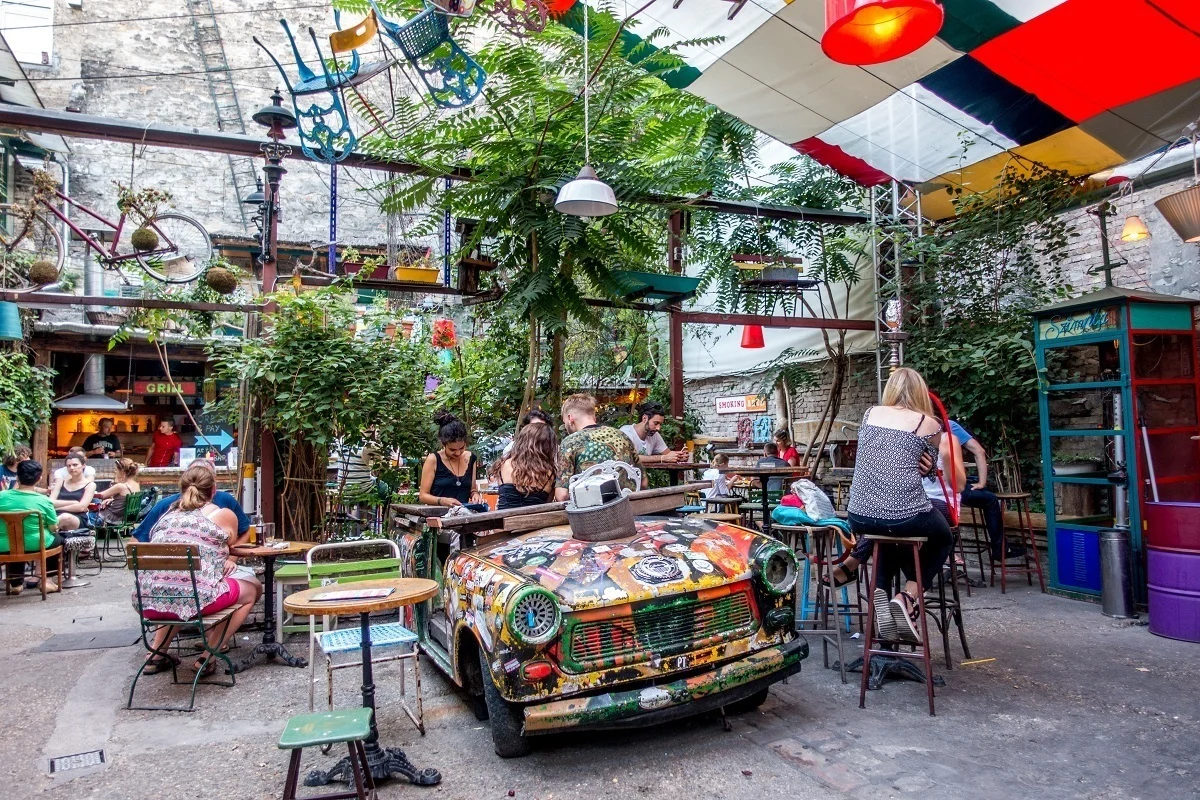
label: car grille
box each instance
[564,587,758,672]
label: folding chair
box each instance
[306,540,424,735]
[97,489,147,563]
[127,542,244,712]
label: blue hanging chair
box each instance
[369,2,487,109]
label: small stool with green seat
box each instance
[279,708,376,800]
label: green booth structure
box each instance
[1034,287,1200,599]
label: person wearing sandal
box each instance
[845,368,956,644]
[0,460,75,593]
[133,463,262,675]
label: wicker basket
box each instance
[566,494,636,542]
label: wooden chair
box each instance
[0,511,63,600]
[126,542,245,712]
[305,540,423,735]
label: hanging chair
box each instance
[369,1,487,109]
[328,9,398,137]
[489,0,549,37]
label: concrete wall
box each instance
[21,0,404,273]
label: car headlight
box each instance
[505,585,562,646]
[756,545,798,595]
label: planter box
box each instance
[390,265,441,284]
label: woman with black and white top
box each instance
[845,367,958,644]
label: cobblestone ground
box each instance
[2,560,1196,800]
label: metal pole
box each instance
[443,177,452,287]
[328,162,338,274]
[258,137,289,528]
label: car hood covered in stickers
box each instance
[464,517,774,610]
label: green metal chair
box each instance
[98,490,147,563]
[278,708,375,800]
[127,542,241,712]
[305,540,423,735]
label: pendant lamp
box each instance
[1119,216,1150,243]
[740,324,765,349]
[822,0,944,66]
[1155,185,1200,243]
[555,1,617,218]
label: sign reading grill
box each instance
[49,750,105,773]
[563,589,757,673]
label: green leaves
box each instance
[0,351,55,451]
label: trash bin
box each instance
[1099,527,1137,619]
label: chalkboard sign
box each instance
[191,408,235,455]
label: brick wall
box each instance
[25,0,399,274]
[1043,174,1200,298]
[686,354,877,442]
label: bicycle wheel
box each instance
[0,204,64,291]
[135,212,213,283]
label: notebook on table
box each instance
[310,587,395,602]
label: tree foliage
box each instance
[903,163,1083,496]
[0,350,55,453]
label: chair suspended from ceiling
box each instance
[368,1,487,109]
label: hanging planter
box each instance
[431,318,457,348]
[1154,184,1200,243]
[822,0,944,66]
[130,227,160,252]
[0,302,23,341]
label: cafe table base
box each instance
[231,543,311,673]
[835,653,946,691]
[304,612,441,788]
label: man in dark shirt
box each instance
[758,442,790,493]
[133,479,251,542]
[83,418,122,459]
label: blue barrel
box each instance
[1146,547,1200,643]
[0,301,22,341]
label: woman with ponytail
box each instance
[89,458,141,527]
[134,463,262,675]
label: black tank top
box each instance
[431,452,475,505]
[496,483,549,510]
[57,483,90,503]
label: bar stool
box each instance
[993,492,1046,593]
[773,524,847,683]
[957,506,991,594]
[278,708,375,800]
[859,534,936,716]
[924,527,972,669]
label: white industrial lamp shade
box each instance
[1155,184,1200,243]
[1119,215,1150,242]
[554,165,618,218]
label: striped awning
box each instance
[564,0,1200,218]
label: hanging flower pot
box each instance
[204,266,238,295]
[1154,184,1200,243]
[28,260,59,286]
[740,324,765,349]
[431,318,457,349]
[0,302,23,341]
[130,227,160,252]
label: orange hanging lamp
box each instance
[822,0,944,66]
[740,324,765,349]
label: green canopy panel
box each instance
[610,270,701,309]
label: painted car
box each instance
[399,513,807,757]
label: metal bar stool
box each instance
[859,534,936,716]
[957,506,991,594]
[774,524,847,683]
[993,492,1046,593]
[924,527,972,669]
[704,495,747,526]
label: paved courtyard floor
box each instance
[1,561,1196,800]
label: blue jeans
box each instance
[848,509,953,590]
[960,488,1005,559]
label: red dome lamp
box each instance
[740,324,765,349]
[822,0,944,66]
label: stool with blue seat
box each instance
[772,524,849,683]
[278,707,376,800]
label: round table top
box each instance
[230,540,315,559]
[283,577,439,616]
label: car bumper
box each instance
[521,637,809,735]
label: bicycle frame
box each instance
[36,189,146,266]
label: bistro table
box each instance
[720,465,809,537]
[650,461,706,486]
[285,577,442,788]
[230,540,315,672]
